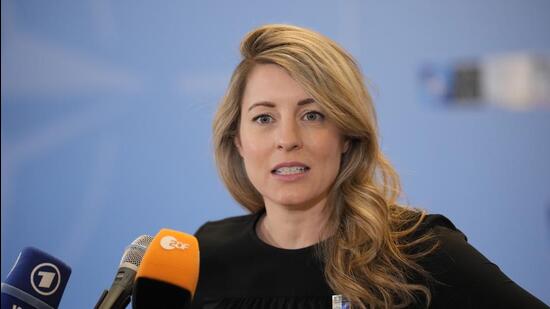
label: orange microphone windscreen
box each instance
[135,229,200,297]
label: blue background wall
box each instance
[2,1,549,307]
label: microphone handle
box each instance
[97,267,135,309]
[94,290,108,309]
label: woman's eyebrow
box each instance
[297,98,316,106]
[248,98,316,112]
[248,101,275,112]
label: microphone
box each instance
[1,247,71,309]
[95,235,153,309]
[131,229,199,309]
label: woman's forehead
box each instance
[242,64,315,109]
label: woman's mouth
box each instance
[272,166,310,175]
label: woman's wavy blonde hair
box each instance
[213,24,436,309]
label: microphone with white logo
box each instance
[1,247,71,309]
[95,235,153,309]
[132,229,199,309]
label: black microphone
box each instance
[95,235,153,309]
[1,247,71,309]
[132,229,199,309]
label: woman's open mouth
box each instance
[271,166,310,175]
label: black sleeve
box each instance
[424,220,548,309]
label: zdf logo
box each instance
[160,235,190,251]
[30,263,61,295]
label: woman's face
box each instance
[235,63,348,209]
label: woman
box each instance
[191,24,547,309]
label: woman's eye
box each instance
[303,111,324,121]
[253,114,273,124]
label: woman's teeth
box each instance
[274,167,308,175]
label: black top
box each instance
[191,212,548,309]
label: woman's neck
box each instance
[257,198,333,249]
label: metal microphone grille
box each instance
[119,235,153,268]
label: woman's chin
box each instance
[265,194,327,211]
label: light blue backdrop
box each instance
[2,1,549,307]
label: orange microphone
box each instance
[131,229,200,308]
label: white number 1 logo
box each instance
[37,271,56,288]
[30,263,61,295]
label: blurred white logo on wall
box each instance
[419,52,550,110]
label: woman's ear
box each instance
[234,135,243,157]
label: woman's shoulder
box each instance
[194,212,259,246]
[412,213,470,268]
[420,213,459,230]
[417,213,467,240]
[398,211,467,249]
[195,213,258,234]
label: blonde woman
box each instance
[191,24,547,309]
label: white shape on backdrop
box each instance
[482,52,550,110]
[418,51,550,110]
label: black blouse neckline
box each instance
[247,209,321,255]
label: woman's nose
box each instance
[276,120,302,151]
